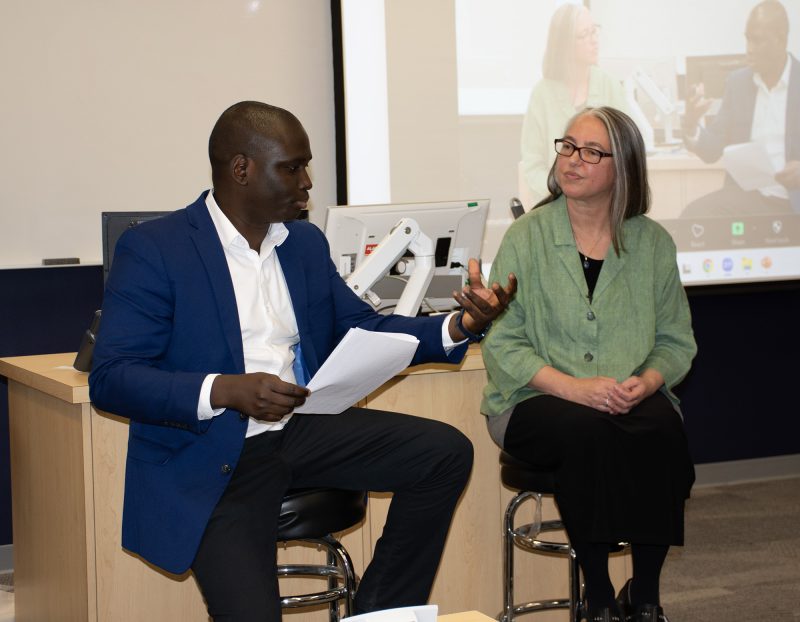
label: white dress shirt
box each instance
[751,55,790,199]
[199,191,300,435]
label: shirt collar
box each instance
[205,190,289,253]
[753,54,791,92]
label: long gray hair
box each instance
[541,4,585,84]
[536,106,650,255]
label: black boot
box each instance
[631,604,669,622]
[615,578,633,620]
[615,580,669,622]
[586,605,625,622]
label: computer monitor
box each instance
[324,199,490,314]
[684,54,747,99]
[74,211,171,371]
[101,211,171,282]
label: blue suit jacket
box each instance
[89,192,467,574]
[687,54,800,212]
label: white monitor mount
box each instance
[345,217,435,317]
[624,68,679,147]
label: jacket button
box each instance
[586,311,595,321]
[221,464,232,474]
[584,352,593,362]
[239,413,247,421]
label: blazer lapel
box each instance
[592,218,639,303]
[553,202,594,304]
[186,198,245,373]
[276,234,318,373]
[590,244,625,303]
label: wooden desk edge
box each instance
[401,344,485,376]
[0,347,485,406]
[0,353,89,404]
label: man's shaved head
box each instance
[208,101,300,184]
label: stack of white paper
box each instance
[342,604,438,622]
[294,328,420,415]
[720,142,777,191]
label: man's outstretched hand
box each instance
[449,258,517,341]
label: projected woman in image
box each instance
[520,4,629,206]
[484,107,696,622]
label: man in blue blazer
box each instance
[89,100,515,621]
[681,0,799,217]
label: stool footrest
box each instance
[277,564,344,579]
[509,518,571,556]
[512,534,571,555]
[514,599,571,615]
[280,588,349,609]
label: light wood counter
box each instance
[1,350,628,622]
[438,612,495,622]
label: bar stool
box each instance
[499,451,583,622]
[277,488,367,621]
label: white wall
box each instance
[0,0,336,268]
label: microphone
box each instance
[510,197,525,220]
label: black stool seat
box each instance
[276,488,367,621]
[277,488,367,541]
[500,451,557,494]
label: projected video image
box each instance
[340,0,800,286]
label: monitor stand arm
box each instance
[345,217,436,317]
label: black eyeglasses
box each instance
[554,139,613,164]
[575,24,601,40]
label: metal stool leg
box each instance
[278,534,358,622]
[500,490,583,621]
[327,546,340,622]
[568,545,582,622]
[323,534,358,620]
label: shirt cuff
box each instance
[198,373,226,420]
[442,311,467,354]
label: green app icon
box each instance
[731,222,744,236]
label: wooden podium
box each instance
[1,350,628,621]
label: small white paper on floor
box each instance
[342,604,437,622]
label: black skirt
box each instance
[503,391,695,546]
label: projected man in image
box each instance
[520,3,630,206]
[681,0,799,217]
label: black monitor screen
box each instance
[101,211,170,282]
[684,54,748,99]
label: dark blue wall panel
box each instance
[678,284,800,463]
[0,265,104,546]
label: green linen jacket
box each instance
[481,195,697,418]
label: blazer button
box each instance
[221,464,232,474]
[239,413,247,421]
[584,352,593,362]
[586,311,596,321]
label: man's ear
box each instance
[231,154,249,186]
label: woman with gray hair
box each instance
[484,107,696,622]
[520,4,629,206]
